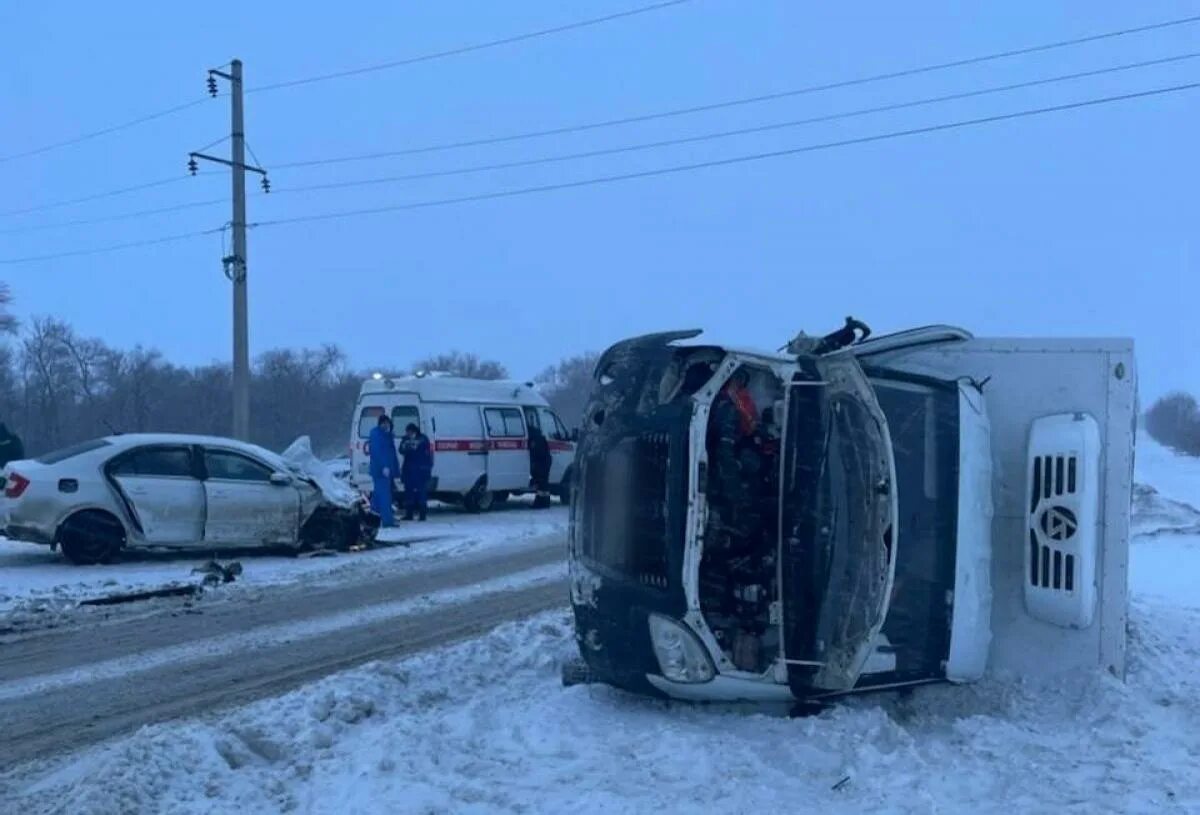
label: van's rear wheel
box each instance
[463,485,495,513]
[58,510,125,565]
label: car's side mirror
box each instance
[269,472,292,486]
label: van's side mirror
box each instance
[269,472,292,487]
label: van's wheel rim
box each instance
[476,490,495,511]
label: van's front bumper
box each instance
[646,673,793,703]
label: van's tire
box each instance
[556,468,574,505]
[463,486,495,513]
[493,491,510,505]
[58,510,126,565]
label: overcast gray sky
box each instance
[1,1,1196,397]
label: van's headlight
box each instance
[648,614,715,683]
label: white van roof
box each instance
[358,375,549,406]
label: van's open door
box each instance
[780,351,898,694]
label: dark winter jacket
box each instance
[0,424,25,469]
[528,427,552,484]
[368,425,400,480]
[400,433,433,485]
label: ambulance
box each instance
[349,374,577,511]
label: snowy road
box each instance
[0,534,566,767]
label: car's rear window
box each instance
[36,438,112,465]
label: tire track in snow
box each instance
[0,537,567,767]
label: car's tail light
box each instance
[5,472,30,499]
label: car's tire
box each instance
[57,510,126,565]
[463,485,495,513]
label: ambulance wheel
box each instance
[464,486,495,513]
[556,468,574,505]
[492,491,510,505]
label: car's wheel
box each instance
[58,510,126,565]
[463,485,495,513]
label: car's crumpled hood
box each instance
[279,436,360,509]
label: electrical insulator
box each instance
[207,75,219,97]
[187,156,198,176]
[261,176,271,194]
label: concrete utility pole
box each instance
[188,59,269,441]
[229,60,249,441]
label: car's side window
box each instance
[204,449,274,483]
[111,446,194,478]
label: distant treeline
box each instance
[0,289,599,458]
[1145,392,1200,457]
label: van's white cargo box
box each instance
[865,337,1136,680]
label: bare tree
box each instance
[412,350,508,380]
[0,283,20,336]
[20,318,83,450]
[535,351,599,429]
[1146,392,1200,456]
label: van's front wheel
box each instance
[463,485,495,513]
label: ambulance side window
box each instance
[432,403,485,438]
[538,408,565,440]
[357,406,385,437]
[485,407,525,437]
[523,407,540,432]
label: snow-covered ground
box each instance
[0,500,566,632]
[4,439,1199,814]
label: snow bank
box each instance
[9,590,1199,814]
[5,439,1199,813]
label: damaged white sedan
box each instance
[1,433,376,564]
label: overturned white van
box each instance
[565,322,1136,704]
[350,374,576,511]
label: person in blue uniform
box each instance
[368,414,400,527]
[400,422,433,521]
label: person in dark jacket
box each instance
[400,422,433,521]
[368,415,401,527]
[0,424,24,469]
[528,424,553,509]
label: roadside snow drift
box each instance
[3,439,1198,814]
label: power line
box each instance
[269,52,1200,196]
[4,80,1194,266]
[0,98,210,165]
[0,1,687,165]
[0,173,221,218]
[273,12,1200,170]
[0,198,225,235]
[0,228,219,265]
[8,54,1195,236]
[246,0,694,94]
[251,81,1200,229]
